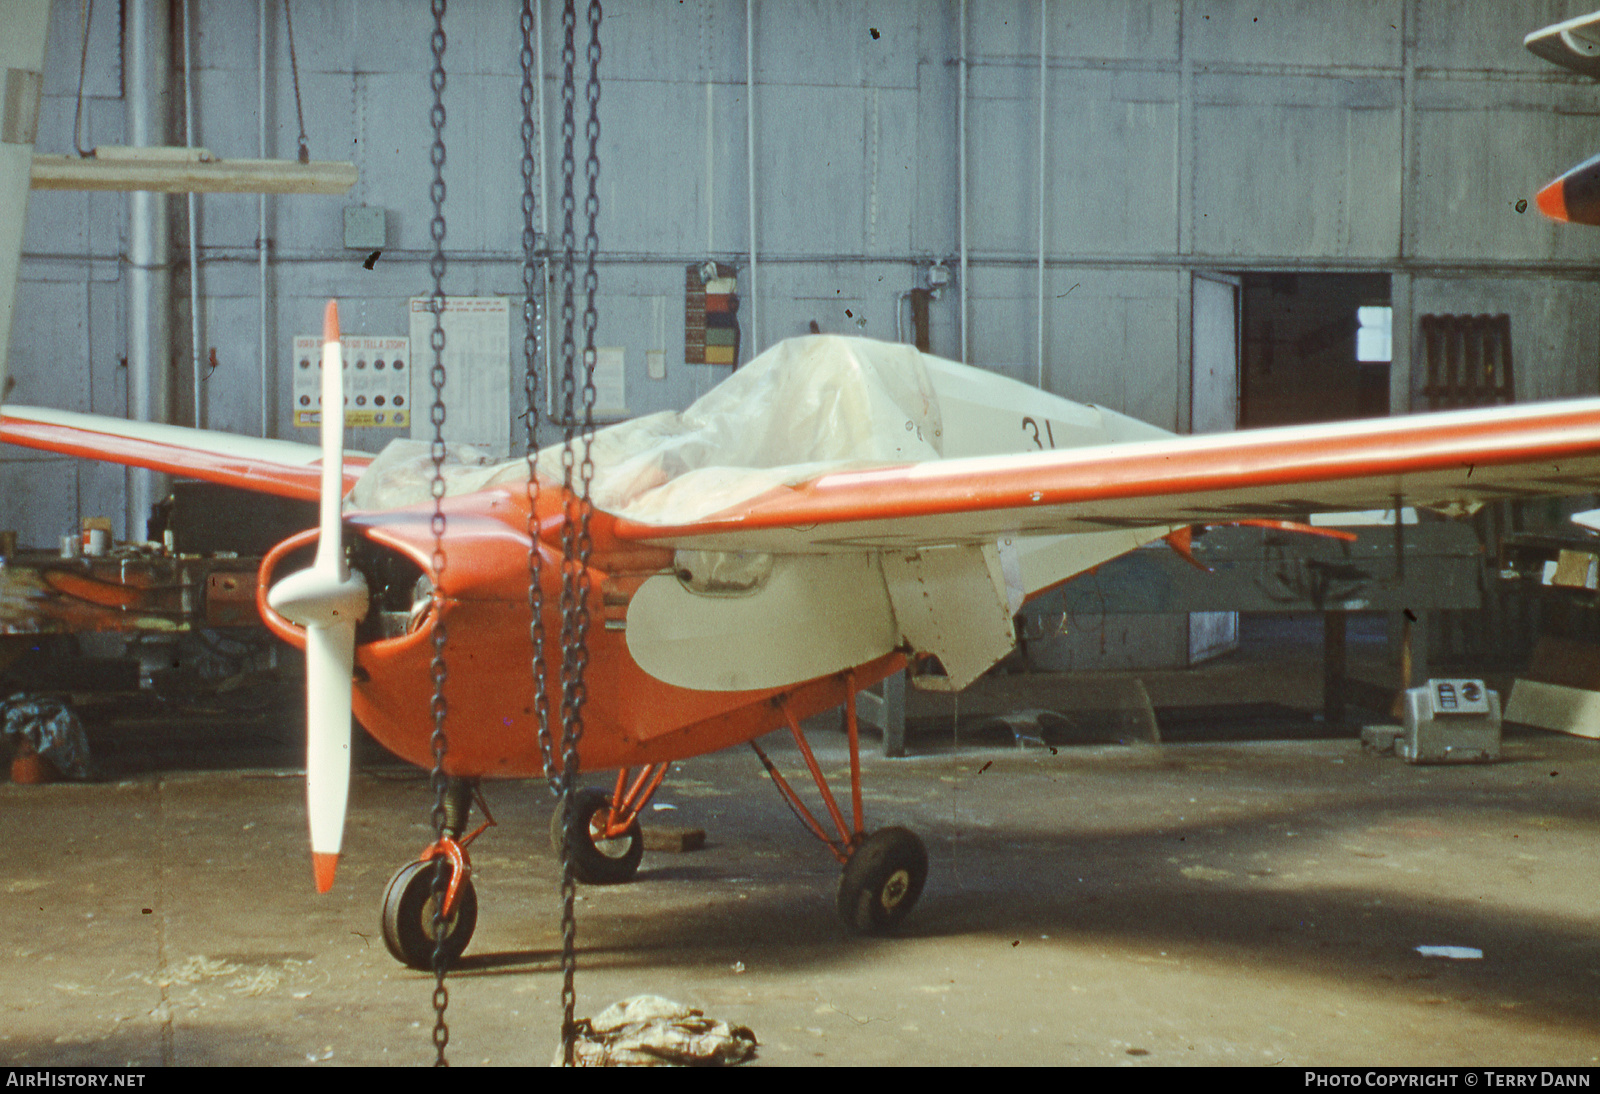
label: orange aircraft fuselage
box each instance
[257,481,905,779]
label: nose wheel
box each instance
[380,858,479,971]
[380,779,488,971]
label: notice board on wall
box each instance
[291,333,410,429]
[407,296,511,452]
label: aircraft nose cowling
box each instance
[267,566,370,629]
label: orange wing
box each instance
[1,406,369,501]
[610,397,1600,552]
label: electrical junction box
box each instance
[1398,679,1501,764]
[343,205,386,250]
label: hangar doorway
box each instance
[1239,273,1392,428]
[1236,272,1395,706]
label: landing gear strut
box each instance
[380,778,492,970]
[755,671,928,935]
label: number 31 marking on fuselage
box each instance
[1022,416,1056,450]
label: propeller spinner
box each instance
[266,301,369,891]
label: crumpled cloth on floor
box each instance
[555,995,758,1067]
[2,693,93,779]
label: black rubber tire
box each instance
[549,786,645,885]
[836,827,927,934]
[380,858,478,971]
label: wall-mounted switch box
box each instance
[343,205,386,250]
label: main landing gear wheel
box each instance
[837,827,927,935]
[551,786,644,885]
[380,859,479,971]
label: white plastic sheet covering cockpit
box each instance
[347,336,944,526]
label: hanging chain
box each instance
[283,0,311,163]
[424,0,451,1069]
[553,0,602,1068]
[520,6,553,787]
[555,0,579,1062]
[72,0,94,157]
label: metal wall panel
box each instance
[3,278,87,542]
[962,265,1178,423]
[1413,0,1577,73]
[754,83,915,260]
[0,456,74,544]
[600,79,729,257]
[6,0,1600,556]
[1189,0,1403,69]
[754,1,919,88]
[971,0,1179,63]
[1044,269,1182,426]
[1193,99,1401,258]
[968,67,1180,258]
[7,278,88,410]
[42,0,120,100]
[21,98,123,252]
[1411,105,1600,263]
[1047,91,1179,257]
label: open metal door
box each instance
[1189,273,1241,663]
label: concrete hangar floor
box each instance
[2,617,1598,1067]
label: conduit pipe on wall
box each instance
[1036,0,1047,389]
[702,0,715,257]
[958,0,968,364]
[125,0,172,536]
[746,0,759,355]
[258,0,269,437]
[183,0,203,429]
[536,0,553,422]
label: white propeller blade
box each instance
[266,300,367,892]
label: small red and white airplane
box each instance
[8,300,1600,968]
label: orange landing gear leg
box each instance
[548,763,667,885]
[752,672,928,934]
[380,779,493,971]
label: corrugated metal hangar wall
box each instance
[5,0,1600,550]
